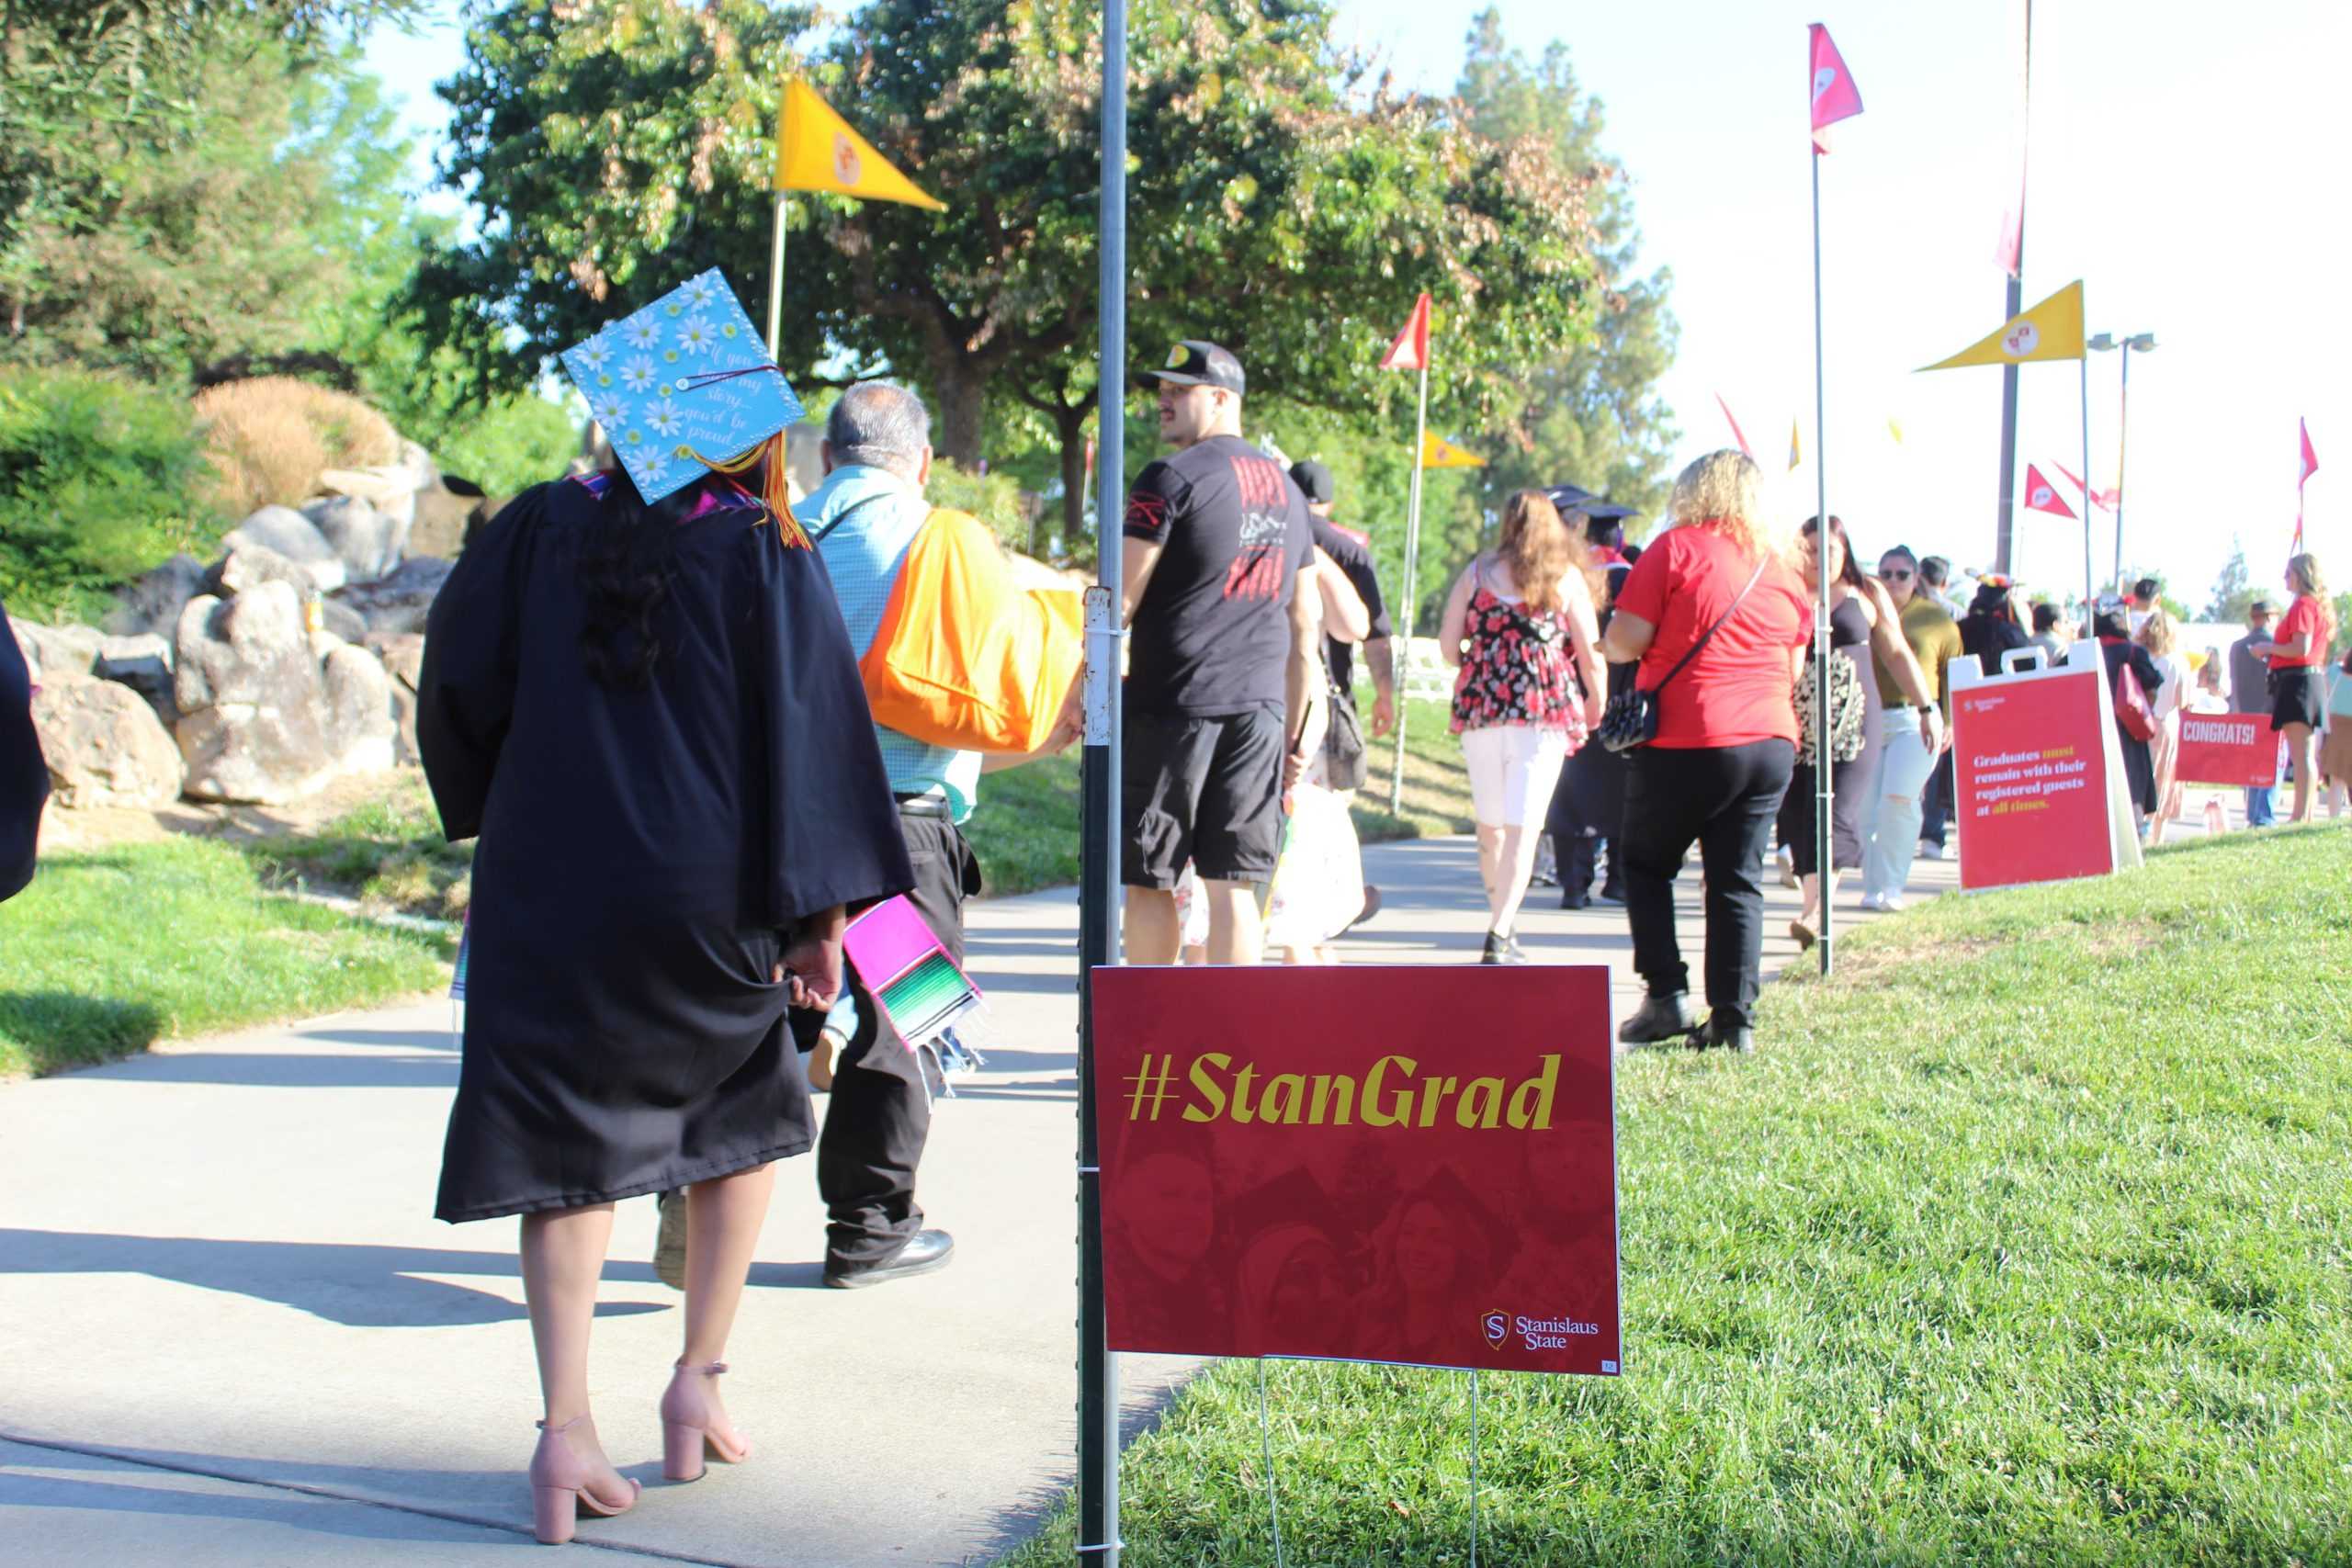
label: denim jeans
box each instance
[2245,784,2277,826]
[1863,708,1938,899]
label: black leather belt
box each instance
[894,793,951,820]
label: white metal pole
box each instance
[1387,363,1431,816]
[765,193,788,361]
[1810,147,1835,976]
[2080,350,2095,615]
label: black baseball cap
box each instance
[1288,459,1335,505]
[2248,598,2275,615]
[1140,340,1246,395]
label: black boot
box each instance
[1700,1013,1755,1055]
[1617,991,1697,1046]
[1558,833,1597,908]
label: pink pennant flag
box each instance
[1714,393,1754,458]
[1379,292,1431,373]
[1809,24,1865,152]
[2022,463,2075,519]
[2296,418,2318,552]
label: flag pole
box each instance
[1809,137,1834,976]
[1995,0,2032,578]
[765,193,788,360]
[1388,359,1431,816]
[1076,6,1127,1561]
[2078,347,2095,616]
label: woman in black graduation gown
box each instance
[419,464,911,1543]
[1,601,47,902]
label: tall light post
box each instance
[2087,331,2155,587]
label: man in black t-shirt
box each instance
[1289,459,1396,745]
[1121,340,1318,964]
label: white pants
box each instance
[1863,706,1938,897]
[1461,725,1569,828]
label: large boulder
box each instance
[322,641,396,774]
[222,505,345,593]
[30,671,185,808]
[173,584,337,804]
[330,554,452,637]
[106,553,209,639]
[13,621,103,682]
[204,541,325,603]
[302,493,410,583]
[91,632,177,728]
[368,632,424,765]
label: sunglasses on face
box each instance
[1883,569,1915,581]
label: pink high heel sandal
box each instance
[529,1414,640,1545]
[661,1359,751,1482]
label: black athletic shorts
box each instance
[1123,707,1285,889]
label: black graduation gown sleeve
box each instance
[0,602,47,902]
[752,524,914,927]
[416,485,548,843]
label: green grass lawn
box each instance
[0,837,453,1077]
[1004,822,2352,1566]
[246,771,475,919]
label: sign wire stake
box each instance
[1468,1369,1482,1568]
[1256,1359,1286,1568]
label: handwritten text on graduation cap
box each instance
[560,269,804,505]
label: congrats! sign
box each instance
[1091,966,1620,1376]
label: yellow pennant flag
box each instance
[1917,280,2085,371]
[1420,432,1486,470]
[772,78,945,210]
[1788,420,1802,470]
[1887,415,1905,445]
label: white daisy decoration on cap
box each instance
[622,315,662,351]
[589,394,628,431]
[679,275,718,311]
[574,334,614,372]
[676,315,717,357]
[645,398,683,438]
[619,356,657,393]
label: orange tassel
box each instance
[677,432,809,548]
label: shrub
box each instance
[928,457,1040,554]
[194,375,400,516]
[0,366,228,620]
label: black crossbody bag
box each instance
[1596,558,1770,753]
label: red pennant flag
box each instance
[1380,292,1431,372]
[2051,458,2117,513]
[1714,393,1754,459]
[2296,418,2318,552]
[1808,24,1864,152]
[2023,463,2075,519]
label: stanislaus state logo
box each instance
[1481,1309,1600,1351]
[1482,1310,1509,1348]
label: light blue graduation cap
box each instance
[560,270,804,506]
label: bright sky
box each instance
[366,1,2349,607]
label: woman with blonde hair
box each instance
[2250,552,2337,823]
[1439,490,1604,963]
[1601,450,1813,1054]
[2136,609,2192,843]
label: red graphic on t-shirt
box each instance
[1231,455,1288,508]
[1125,490,1171,537]
[1225,547,1285,601]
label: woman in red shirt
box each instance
[2250,552,2335,823]
[1600,451,1813,1054]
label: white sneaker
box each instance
[1858,892,1905,912]
[1917,840,1944,861]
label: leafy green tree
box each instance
[1446,7,1679,533]
[2205,542,2258,624]
[413,0,1606,545]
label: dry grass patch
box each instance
[195,376,400,515]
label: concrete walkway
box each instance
[0,834,1956,1566]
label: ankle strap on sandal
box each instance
[673,1359,728,1376]
[536,1414,590,1433]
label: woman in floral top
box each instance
[1438,490,1603,963]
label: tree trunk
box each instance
[1057,403,1092,564]
[927,352,986,468]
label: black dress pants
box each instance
[812,805,978,1268]
[1622,739,1794,1031]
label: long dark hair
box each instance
[1801,514,1868,591]
[575,470,710,688]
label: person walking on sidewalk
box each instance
[2248,552,2337,825]
[1859,545,1959,911]
[1,602,45,903]
[1605,450,1813,1054]
[2230,599,2279,826]
[417,425,913,1543]
[1119,341,1320,965]
[1778,516,1938,950]
[2137,609,2192,845]
[1437,489,1603,962]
